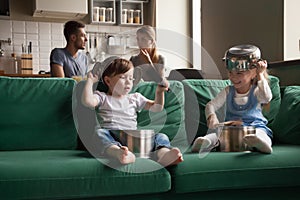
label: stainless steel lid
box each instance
[223,44,261,71]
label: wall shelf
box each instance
[89,0,116,25]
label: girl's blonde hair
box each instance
[137,25,160,64]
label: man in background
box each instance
[50,20,88,78]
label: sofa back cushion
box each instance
[0,77,77,150]
[272,86,300,144]
[132,81,188,149]
[182,79,231,142]
[182,76,281,142]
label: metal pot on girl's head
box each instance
[223,44,262,72]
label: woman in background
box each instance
[130,25,166,83]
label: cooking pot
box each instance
[119,130,155,158]
[218,125,256,152]
[224,44,261,71]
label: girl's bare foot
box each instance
[157,147,183,167]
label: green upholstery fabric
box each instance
[0,77,77,150]
[182,79,231,142]
[0,150,171,199]
[169,145,300,194]
[262,76,281,130]
[182,76,281,143]
[272,86,300,144]
[1,76,299,200]
[132,81,188,150]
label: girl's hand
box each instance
[141,49,152,64]
[87,71,99,83]
[207,114,220,129]
[255,59,268,80]
[223,120,243,126]
[256,60,267,74]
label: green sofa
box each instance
[0,75,299,200]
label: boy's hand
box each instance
[157,78,169,92]
[87,71,99,83]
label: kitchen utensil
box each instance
[223,44,262,71]
[218,125,255,152]
[119,130,155,158]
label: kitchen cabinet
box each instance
[117,0,144,26]
[89,0,149,26]
[89,0,116,24]
[33,0,88,19]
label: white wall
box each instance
[156,0,191,75]
[284,0,300,60]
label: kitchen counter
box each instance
[0,73,51,78]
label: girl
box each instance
[82,56,183,166]
[192,45,273,154]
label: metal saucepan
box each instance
[218,125,256,152]
[119,130,155,158]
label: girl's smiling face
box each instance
[104,68,134,97]
[228,69,256,94]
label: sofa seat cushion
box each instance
[0,150,171,199]
[169,145,300,193]
[0,77,77,150]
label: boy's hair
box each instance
[102,58,134,81]
[63,21,85,42]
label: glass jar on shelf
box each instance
[106,7,113,22]
[122,9,127,23]
[134,9,141,24]
[93,7,99,22]
[127,9,134,23]
[99,7,106,22]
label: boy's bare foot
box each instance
[106,145,136,164]
[157,147,183,167]
[243,134,273,154]
[191,137,211,152]
[117,146,136,164]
